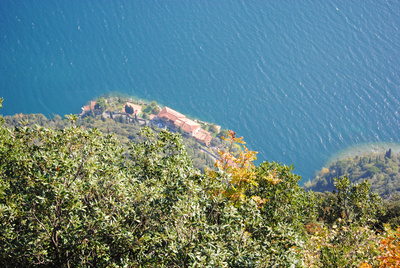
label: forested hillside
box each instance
[1,98,399,267]
[305,150,400,199]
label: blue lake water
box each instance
[1,0,400,183]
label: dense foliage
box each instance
[1,98,399,267]
[0,117,313,266]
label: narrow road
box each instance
[199,147,219,162]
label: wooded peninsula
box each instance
[305,149,400,200]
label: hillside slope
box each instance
[305,149,400,199]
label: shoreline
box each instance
[94,92,218,128]
[326,142,400,165]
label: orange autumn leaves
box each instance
[360,226,400,268]
[377,227,400,268]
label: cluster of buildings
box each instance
[154,107,214,146]
[80,100,97,114]
[81,101,216,146]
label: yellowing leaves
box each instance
[359,263,373,268]
[358,226,400,268]
[263,170,282,185]
[377,226,400,268]
[251,195,267,209]
[207,130,259,206]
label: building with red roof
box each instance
[157,107,186,122]
[157,106,201,136]
[194,128,213,146]
[80,100,97,116]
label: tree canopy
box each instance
[0,121,317,266]
[305,150,400,199]
[0,98,398,267]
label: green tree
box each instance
[217,129,230,139]
[0,124,265,266]
[385,148,392,159]
[320,177,384,226]
[94,97,107,113]
[152,106,160,114]
[125,104,134,114]
[306,177,385,267]
[378,194,400,228]
[364,166,380,178]
[0,125,142,266]
[210,124,219,134]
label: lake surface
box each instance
[1,0,400,183]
